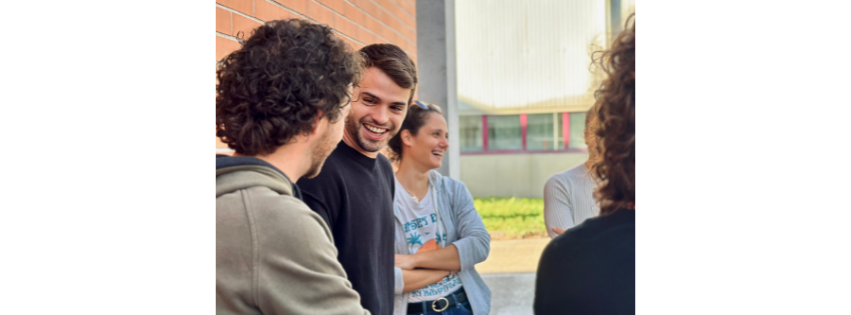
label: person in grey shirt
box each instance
[543,107,600,238]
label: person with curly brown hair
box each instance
[215,19,369,315]
[534,14,635,315]
[297,43,417,315]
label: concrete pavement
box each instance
[475,238,551,315]
[481,272,537,315]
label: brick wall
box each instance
[215,0,418,152]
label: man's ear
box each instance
[310,110,325,136]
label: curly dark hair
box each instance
[591,14,635,215]
[216,19,364,156]
[386,102,443,162]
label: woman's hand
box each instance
[395,254,419,270]
[551,227,566,235]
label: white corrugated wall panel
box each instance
[455,0,607,115]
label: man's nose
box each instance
[370,105,389,125]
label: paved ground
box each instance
[481,272,537,315]
[477,238,551,274]
[475,238,550,315]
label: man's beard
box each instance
[303,130,335,179]
[344,114,396,153]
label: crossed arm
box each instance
[395,181,491,294]
[395,245,460,293]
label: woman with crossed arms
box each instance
[388,101,491,315]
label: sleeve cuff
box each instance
[394,267,405,295]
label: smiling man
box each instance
[298,43,417,315]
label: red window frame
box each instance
[461,112,588,155]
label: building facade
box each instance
[213,0,636,199]
[454,0,634,198]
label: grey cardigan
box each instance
[392,170,491,315]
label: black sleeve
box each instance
[297,166,341,229]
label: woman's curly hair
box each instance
[591,14,635,215]
[216,19,364,156]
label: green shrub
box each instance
[474,197,547,240]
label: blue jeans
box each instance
[407,295,473,315]
[407,300,472,315]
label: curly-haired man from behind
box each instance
[535,14,635,315]
[216,19,369,315]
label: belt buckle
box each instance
[431,297,450,312]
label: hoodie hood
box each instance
[216,155,302,199]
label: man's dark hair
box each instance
[386,102,443,162]
[360,44,418,104]
[216,19,364,156]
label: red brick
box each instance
[396,33,408,48]
[388,17,402,32]
[233,14,263,40]
[255,0,291,22]
[216,36,242,61]
[398,11,415,28]
[352,0,377,17]
[307,1,334,26]
[384,4,410,28]
[374,9,391,28]
[378,25,394,42]
[216,7,232,35]
[374,0,391,10]
[394,0,414,17]
[364,15,382,33]
[334,15,358,39]
[273,0,307,16]
[342,2,366,25]
[359,29,376,45]
[352,40,365,50]
[217,0,252,16]
[400,27,415,42]
[316,0,344,14]
[407,41,417,55]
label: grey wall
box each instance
[460,152,589,198]
[416,0,459,179]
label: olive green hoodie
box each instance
[216,156,369,315]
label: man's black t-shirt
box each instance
[298,141,395,315]
[534,209,635,315]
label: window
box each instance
[458,112,589,154]
[487,115,522,150]
[526,114,556,150]
[459,115,483,152]
[568,112,587,149]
